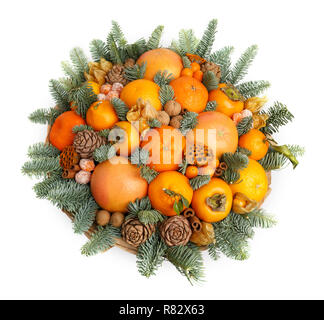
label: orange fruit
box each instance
[181,68,193,77]
[49,111,85,151]
[86,100,119,131]
[208,83,244,117]
[193,70,203,81]
[170,76,208,113]
[238,129,269,160]
[185,165,199,179]
[91,156,148,213]
[191,62,200,72]
[148,171,193,216]
[230,159,268,202]
[88,81,100,95]
[141,125,185,172]
[120,79,162,111]
[136,48,183,81]
[113,121,140,156]
[191,178,233,223]
[186,111,238,161]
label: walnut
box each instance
[157,111,170,125]
[110,212,125,227]
[96,210,111,226]
[169,115,183,129]
[164,100,181,116]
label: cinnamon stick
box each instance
[62,169,76,179]
[214,167,223,177]
[189,216,202,232]
[183,208,195,218]
[70,164,81,172]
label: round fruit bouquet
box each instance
[22,20,303,284]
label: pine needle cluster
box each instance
[221,151,249,184]
[179,112,198,135]
[140,165,159,183]
[159,85,175,106]
[93,144,116,163]
[154,70,174,87]
[124,63,147,81]
[189,175,211,190]
[204,100,217,112]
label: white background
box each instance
[1,0,323,300]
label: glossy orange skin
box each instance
[86,100,119,131]
[141,125,185,172]
[113,121,140,156]
[90,156,148,213]
[185,166,199,179]
[238,129,269,160]
[181,68,193,77]
[186,111,238,160]
[120,79,162,111]
[137,48,183,81]
[170,76,208,113]
[191,178,233,223]
[49,111,85,151]
[148,171,193,216]
[88,81,100,95]
[190,62,200,72]
[230,159,268,202]
[193,70,203,81]
[208,83,244,117]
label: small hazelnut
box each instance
[164,100,181,116]
[96,210,111,226]
[110,212,125,227]
[156,111,170,126]
[169,115,183,129]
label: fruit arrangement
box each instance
[22,20,304,284]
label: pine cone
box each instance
[121,218,155,247]
[59,146,80,169]
[201,62,221,81]
[73,130,107,159]
[124,58,135,69]
[159,215,192,247]
[106,65,128,86]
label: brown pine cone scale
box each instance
[106,64,128,86]
[73,130,107,159]
[201,62,222,81]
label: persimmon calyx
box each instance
[206,193,227,212]
[221,85,244,102]
[271,144,299,169]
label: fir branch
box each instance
[258,150,287,170]
[154,70,174,87]
[166,246,204,285]
[147,118,162,128]
[221,168,240,184]
[61,61,82,84]
[236,80,271,99]
[159,85,175,106]
[93,144,116,163]
[22,157,61,178]
[98,129,110,139]
[124,63,147,81]
[207,243,220,261]
[179,111,198,135]
[147,25,164,50]
[196,19,218,58]
[228,45,258,85]
[138,210,165,225]
[209,46,234,83]
[125,38,147,60]
[136,233,167,278]
[237,146,252,157]
[130,147,150,167]
[287,144,305,157]
[237,116,253,136]
[261,102,294,135]
[49,79,70,111]
[222,152,249,170]
[204,100,217,112]
[111,98,128,121]
[111,21,127,47]
[107,32,125,65]
[178,159,188,175]
[245,208,277,229]
[202,71,219,91]
[89,39,109,62]
[128,196,151,214]
[189,175,211,190]
[72,124,93,133]
[27,143,60,159]
[70,47,89,79]
[171,29,199,56]
[228,212,254,239]
[28,108,62,125]
[140,165,159,184]
[271,144,299,169]
[182,56,191,68]
[33,174,62,199]
[81,225,121,257]
[73,198,98,234]
[70,83,97,119]
[46,180,92,213]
